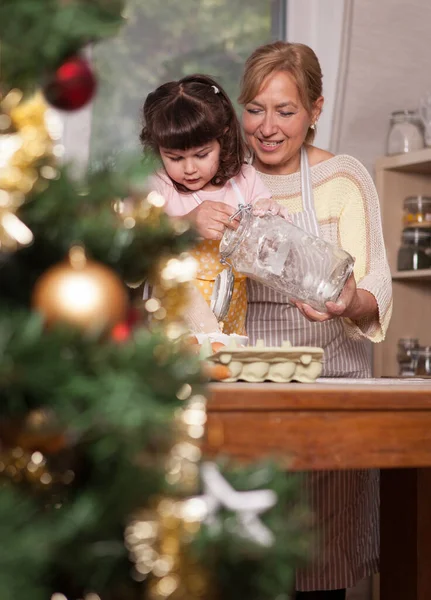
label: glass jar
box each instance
[414,346,431,377]
[403,196,431,227]
[386,110,424,155]
[396,337,419,376]
[397,227,431,271]
[219,207,354,312]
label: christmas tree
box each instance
[0,2,309,599]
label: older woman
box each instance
[186,41,392,600]
[237,42,392,600]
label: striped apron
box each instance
[246,147,379,591]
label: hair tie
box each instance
[211,85,220,94]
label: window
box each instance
[90,0,287,160]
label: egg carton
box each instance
[205,339,323,383]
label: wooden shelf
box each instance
[392,269,431,280]
[373,151,431,377]
[376,147,431,174]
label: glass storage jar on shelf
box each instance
[217,206,354,313]
[386,110,424,155]
[397,337,419,376]
[403,196,431,228]
[414,346,431,377]
[397,227,431,271]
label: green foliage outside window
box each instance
[90,0,273,159]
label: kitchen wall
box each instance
[329,0,431,173]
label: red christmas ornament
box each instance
[43,55,97,111]
[110,308,143,343]
[111,322,132,343]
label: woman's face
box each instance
[242,71,322,174]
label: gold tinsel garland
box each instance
[113,189,198,334]
[125,390,212,600]
[0,89,60,250]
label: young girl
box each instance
[140,73,286,335]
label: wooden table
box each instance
[205,378,431,600]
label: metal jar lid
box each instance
[211,204,252,322]
[210,266,235,321]
[404,196,431,211]
[401,227,431,245]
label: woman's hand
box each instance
[187,201,239,240]
[253,198,291,221]
[294,274,377,323]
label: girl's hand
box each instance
[294,274,364,323]
[187,201,239,240]
[253,198,292,221]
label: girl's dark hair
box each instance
[140,74,245,192]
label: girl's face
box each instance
[159,140,221,191]
[242,71,323,175]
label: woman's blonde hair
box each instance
[238,41,323,143]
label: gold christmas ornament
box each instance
[32,246,128,333]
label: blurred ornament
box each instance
[43,55,97,111]
[110,306,143,342]
[0,90,59,250]
[32,246,128,333]
[110,321,131,343]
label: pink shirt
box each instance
[148,164,271,217]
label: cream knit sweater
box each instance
[258,154,393,343]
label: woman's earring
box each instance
[310,122,316,130]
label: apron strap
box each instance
[299,146,320,238]
[229,178,245,205]
[300,145,314,212]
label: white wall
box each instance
[59,103,93,176]
[332,0,431,173]
[286,0,346,151]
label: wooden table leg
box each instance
[380,468,431,600]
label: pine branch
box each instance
[0,0,126,92]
